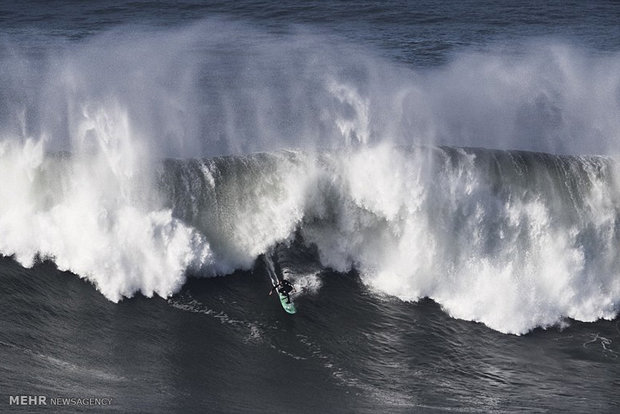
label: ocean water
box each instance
[1,1,619,412]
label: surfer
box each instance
[269,279,295,303]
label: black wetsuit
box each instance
[275,280,294,303]
[279,280,293,294]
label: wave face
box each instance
[1,20,620,334]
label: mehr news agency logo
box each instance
[9,395,113,407]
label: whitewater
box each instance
[1,20,620,335]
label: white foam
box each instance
[300,146,620,334]
[0,109,212,302]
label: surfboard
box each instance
[278,291,297,314]
[265,253,297,314]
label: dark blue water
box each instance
[2,256,619,413]
[1,1,619,413]
[3,1,620,63]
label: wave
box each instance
[2,144,620,334]
[1,20,620,334]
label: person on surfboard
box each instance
[269,279,295,303]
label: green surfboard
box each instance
[278,292,296,314]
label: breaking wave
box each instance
[1,19,620,334]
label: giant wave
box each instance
[2,144,620,334]
[1,20,620,334]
